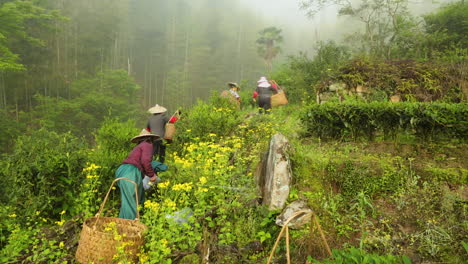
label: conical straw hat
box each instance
[131,129,160,143]
[148,104,167,114]
[227,82,240,89]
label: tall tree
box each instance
[0,0,59,109]
[256,26,283,72]
[300,0,418,59]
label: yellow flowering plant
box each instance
[76,162,103,219]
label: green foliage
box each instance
[0,210,71,263]
[0,110,23,154]
[424,2,468,53]
[174,94,243,145]
[271,41,350,104]
[322,154,409,200]
[256,26,283,70]
[0,0,59,72]
[334,58,462,102]
[0,128,87,219]
[0,221,37,262]
[302,101,468,141]
[141,135,261,262]
[30,70,141,139]
[78,118,137,216]
[310,247,411,264]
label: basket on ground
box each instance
[271,90,288,107]
[75,178,147,264]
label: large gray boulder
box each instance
[257,133,292,210]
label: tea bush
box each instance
[174,94,243,147]
[302,101,468,141]
[76,118,138,218]
[310,247,412,263]
[0,129,88,220]
[0,110,24,154]
[324,156,407,199]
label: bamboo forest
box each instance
[0,0,467,263]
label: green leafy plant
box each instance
[0,128,87,219]
[310,247,411,263]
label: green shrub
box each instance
[0,129,87,220]
[0,110,24,154]
[324,157,407,199]
[77,118,138,217]
[174,94,243,146]
[310,247,411,263]
[30,70,141,139]
[271,41,350,104]
[302,102,468,141]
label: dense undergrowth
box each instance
[1,96,466,263]
[0,1,467,263]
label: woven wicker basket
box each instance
[271,90,288,107]
[75,178,148,264]
[164,123,176,140]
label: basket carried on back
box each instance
[164,110,180,141]
[75,178,147,264]
[271,90,288,107]
[164,123,176,140]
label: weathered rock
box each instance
[390,94,401,102]
[261,133,292,210]
[355,85,368,93]
[328,82,346,92]
[276,200,312,229]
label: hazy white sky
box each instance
[239,0,452,58]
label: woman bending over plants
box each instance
[115,129,160,219]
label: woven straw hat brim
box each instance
[148,105,167,114]
[131,129,160,143]
[131,134,159,143]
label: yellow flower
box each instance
[139,253,149,263]
[198,187,208,193]
[59,241,64,248]
[164,199,177,210]
[8,213,17,218]
[60,210,66,215]
[55,220,65,226]
[144,200,160,212]
[172,182,193,191]
[199,177,207,185]
[159,181,170,188]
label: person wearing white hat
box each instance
[146,104,178,163]
[253,76,278,114]
[116,129,160,219]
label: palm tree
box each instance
[256,27,283,72]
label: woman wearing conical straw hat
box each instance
[115,129,159,219]
[146,104,178,163]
